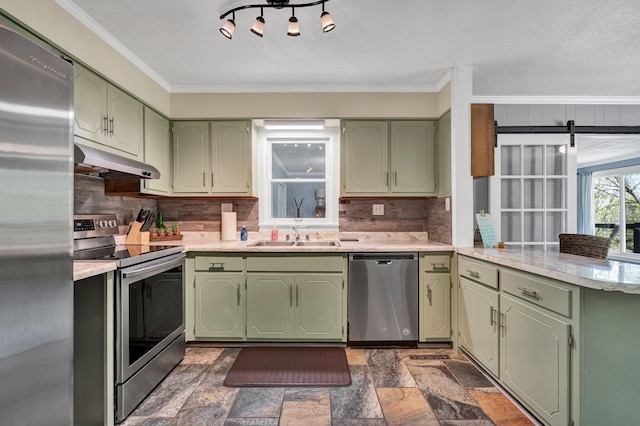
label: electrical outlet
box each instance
[373,204,384,216]
[445,197,450,211]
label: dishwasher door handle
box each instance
[375,260,393,265]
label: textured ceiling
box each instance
[59,0,640,96]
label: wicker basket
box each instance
[559,233,610,259]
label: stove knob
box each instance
[108,220,117,228]
[98,220,107,228]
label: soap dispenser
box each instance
[271,225,279,241]
[240,225,248,241]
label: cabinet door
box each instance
[194,273,245,339]
[500,295,570,426]
[210,121,251,194]
[143,107,171,194]
[437,111,452,197]
[342,121,389,194]
[246,274,294,339]
[390,121,436,193]
[422,273,451,340]
[172,122,210,193]
[458,277,499,376]
[107,84,143,157]
[73,64,108,144]
[294,274,344,340]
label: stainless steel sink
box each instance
[248,240,296,247]
[295,240,341,247]
[247,240,341,247]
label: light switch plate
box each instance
[373,204,384,216]
[445,197,451,211]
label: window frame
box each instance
[592,164,640,262]
[257,127,340,231]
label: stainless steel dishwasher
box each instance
[348,253,419,343]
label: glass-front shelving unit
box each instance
[491,134,576,249]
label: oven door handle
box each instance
[122,253,186,279]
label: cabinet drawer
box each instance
[424,254,450,272]
[501,269,572,317]
[458,256,498,289]
[247,255,344,272]
[195,255,244,272]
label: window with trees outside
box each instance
[593,166,640,258]
[258,127,340,231]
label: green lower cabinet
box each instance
[422,272,451,340]
[195,272,245,339]
[246,273,345,341]
[294,274,344,340]
[457,276,499,377]
[246,274,295,339]
[500,295,570,426]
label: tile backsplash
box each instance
[74,175,451,243]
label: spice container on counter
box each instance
[240,225,248,241]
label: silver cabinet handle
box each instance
[289,285,293,306]
[490,306,496,326]
[296,285,299,307]
[466,269,480,279]
[386,172,389,186]
[394,171,397,185]
[237,286,240,305]
[427,288,432,305]
[431,262,448,270]
[103,116,109,135]
[499,312,505,332]
[209,262,225,270]
[202,172,205,186]
[109,117,114,135]
[516,286,539,299]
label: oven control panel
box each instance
[74,214,119,238]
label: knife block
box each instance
[125,221,150,245]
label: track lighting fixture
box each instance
[219,0,335,39]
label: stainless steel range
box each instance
[73,214,186,422]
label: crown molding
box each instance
[471,95,640,105]
[170,83,443,94]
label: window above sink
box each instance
[256,122,340,232]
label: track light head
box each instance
[287,9,300,37]
[251,13,265,37]
[219,13,236,39]
[320,11,335,32]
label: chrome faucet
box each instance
[292,226,300,242]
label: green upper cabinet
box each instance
[73,64,143,158]
[342,120,436,196]
[390,121,436,193]
[142,107,171,194]
[342,121,389,193]
[172,121,252,195]
[172,121,209,193]
[210,121,251,194]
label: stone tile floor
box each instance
[122,346,538,425]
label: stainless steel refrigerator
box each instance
[0,24,74,424]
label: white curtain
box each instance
[577,171,593,234]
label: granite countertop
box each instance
[151,231,453,253]
[457,246,640,294]
[73,260,117,281]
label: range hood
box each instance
[74,143,160,179]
